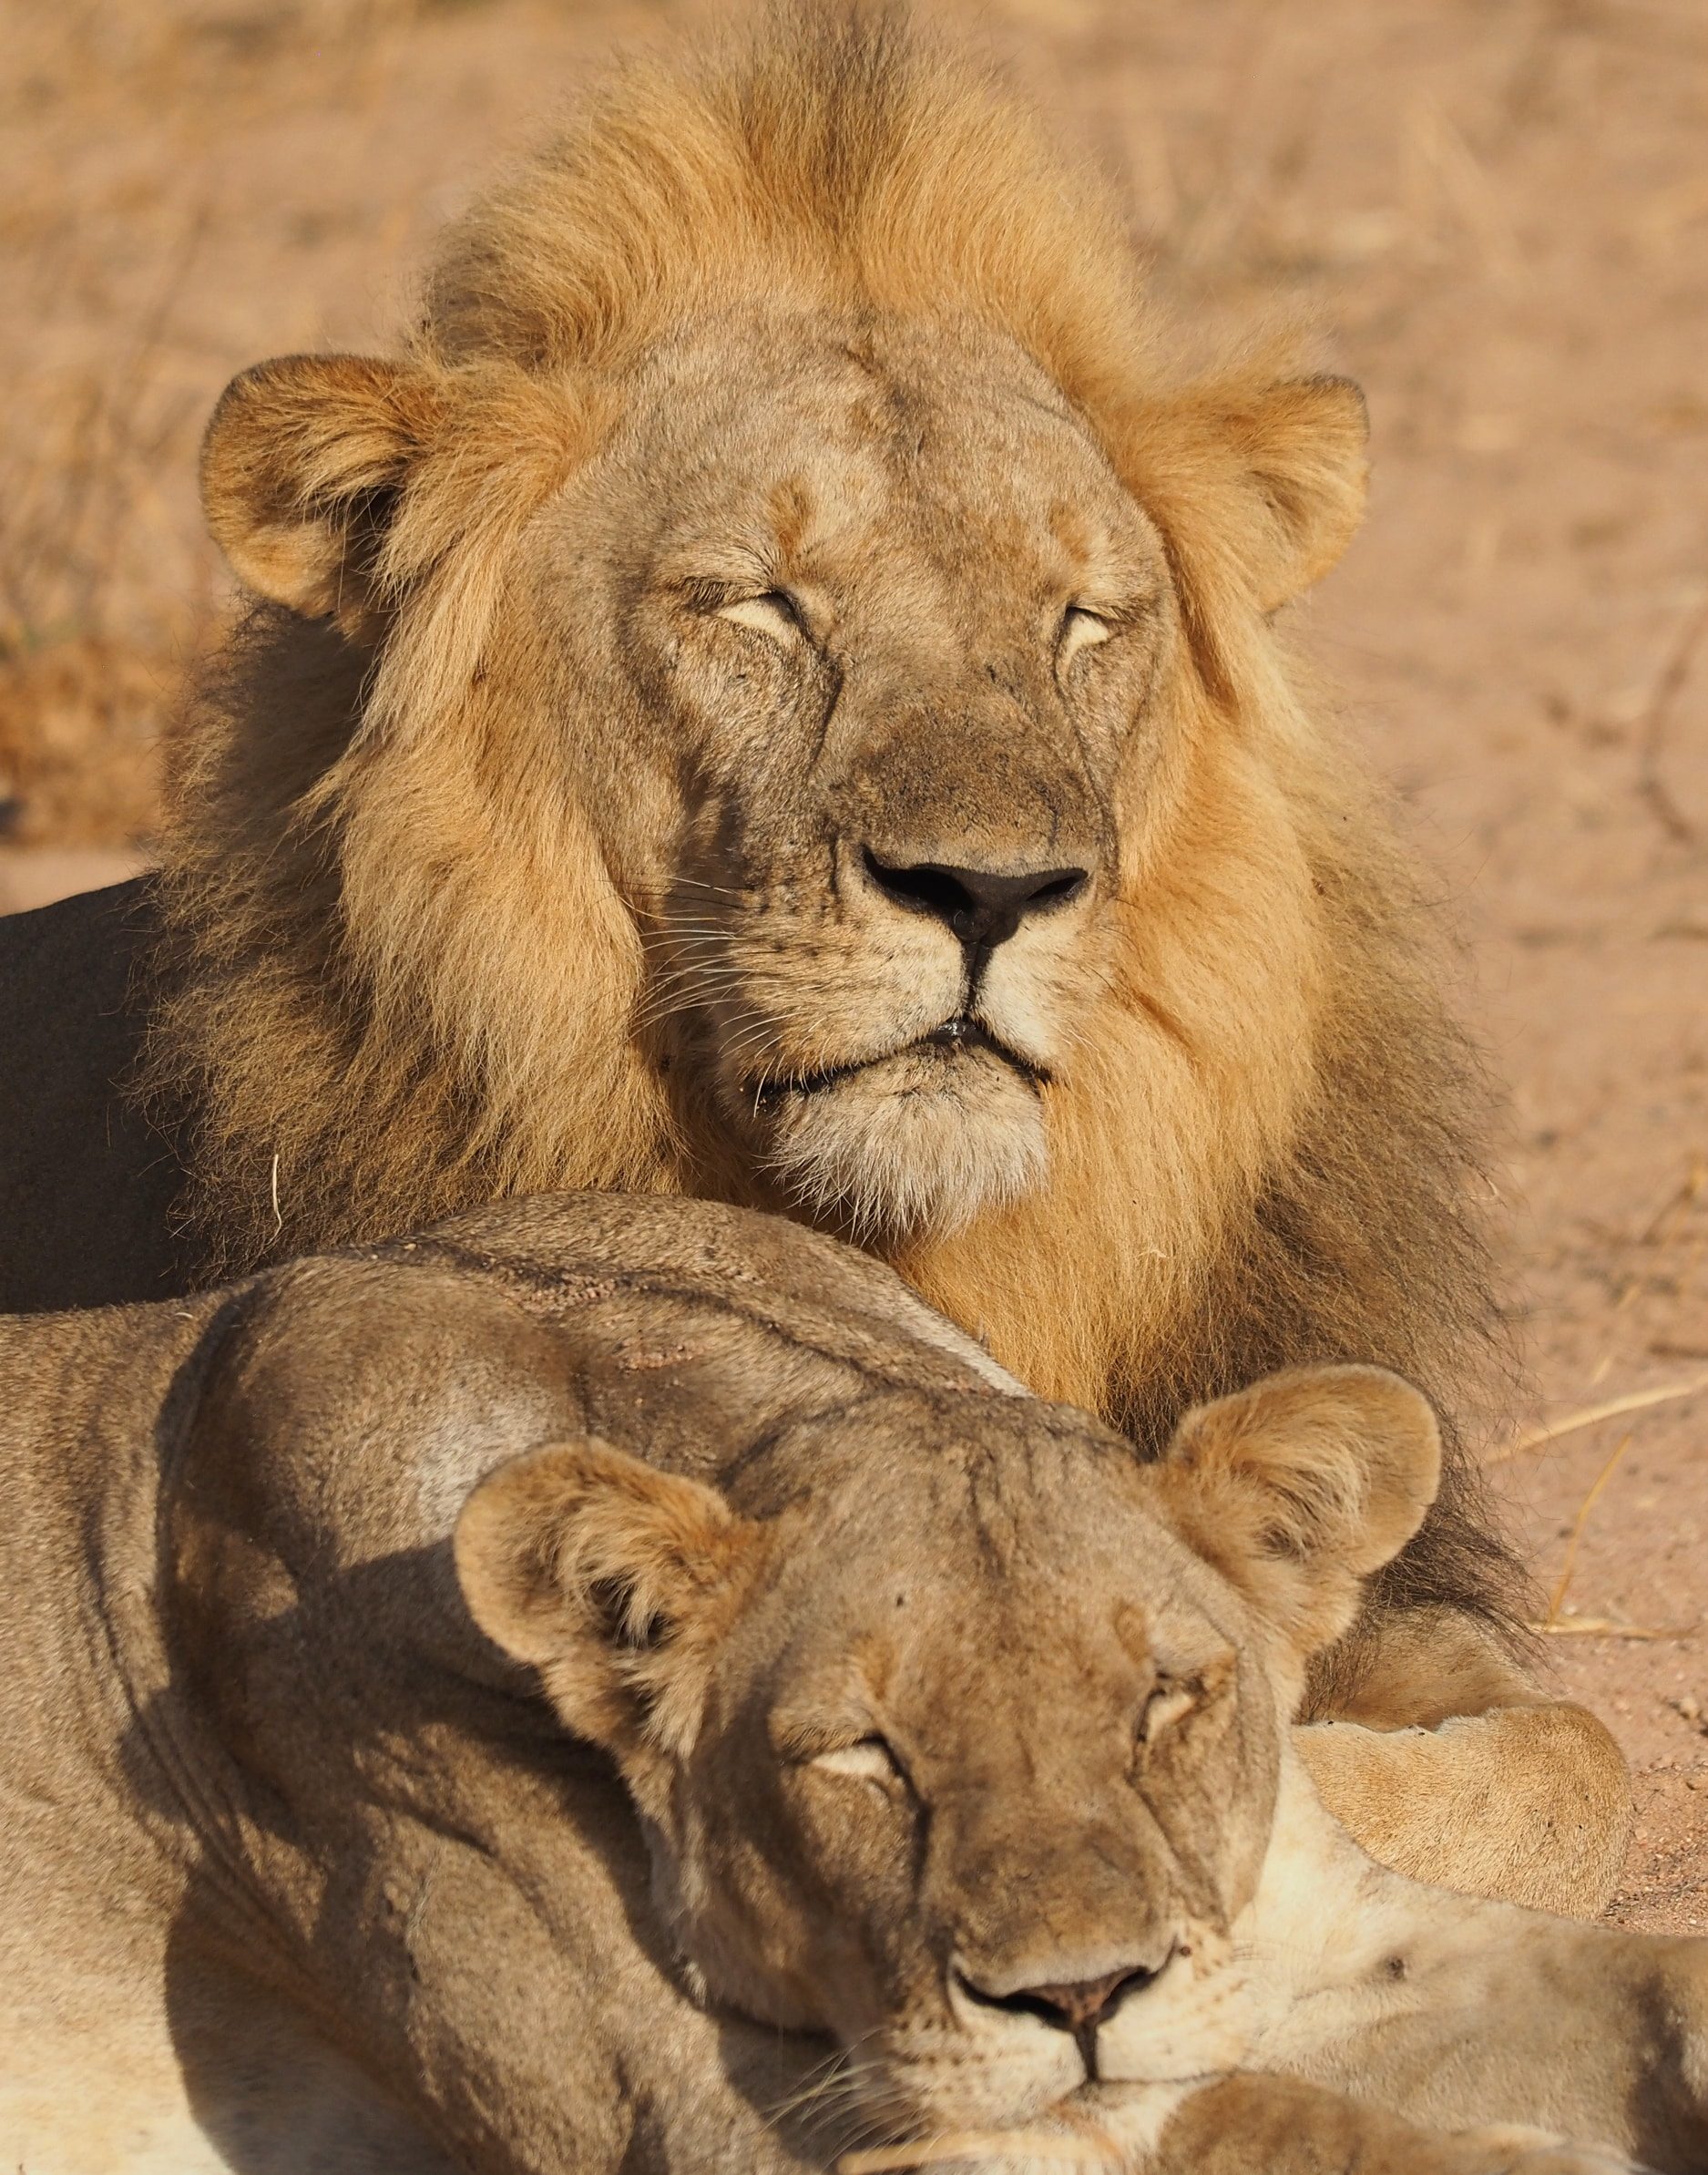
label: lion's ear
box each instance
[1128,372,1369,620]
[455,1440,767,1783]
[200,354,445,631]
[1151,1364,1439,1661]
[1218,374,1368,611]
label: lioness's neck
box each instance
[1245,1750,1708,2166]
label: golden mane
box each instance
[146,2,1519,1655]
[418,5,1150,392]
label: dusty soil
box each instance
[2,0,1704,1927]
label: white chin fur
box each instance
[762,1061,1048,1242]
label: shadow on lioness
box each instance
[0,6,1628,1913]
[1,1195,1698,2175]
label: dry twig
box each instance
[1634,585,1708,846]
[1545,1431,1633,1622]
[1488,1373,1708,1464]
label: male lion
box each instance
[2,1194,1701,2175]
[0,9,1625,1903]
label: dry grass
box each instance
[1491,1373,1708,1464]
[0,0,566,846]
[0,167,212,844]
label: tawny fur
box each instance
[1,1198,1697,2175]
[143,8,1514,1679]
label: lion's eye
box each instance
[1059,603,1114,669]
[1137,1679,1198,1746]
[812,1736,905,1788]
[717,590,804,643]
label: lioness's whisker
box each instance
[762,2035,900,2143]
[777,2076,874,2139]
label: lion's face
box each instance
[457,1364,1440,2139]
[524,313,1178,1239]
[199,288,1366,1318]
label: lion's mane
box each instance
[144,5,1522,1654]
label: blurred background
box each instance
[1,0,1704,1917]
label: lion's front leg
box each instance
[1294,1605,1631,1915]
[1292,1702,1630,1914]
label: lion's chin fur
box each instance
[754,1051,1050,1244]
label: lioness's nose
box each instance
[862,851,1089,952]
[956,1955,1163,2037]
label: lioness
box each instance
[0,6,1625,1907]
[2,1195,1699,2175]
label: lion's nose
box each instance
[956,1954,1165,2041]
[861,851,1089,952]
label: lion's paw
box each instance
[1441,2124,1650,2175]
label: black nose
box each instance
[863,852,1089,952]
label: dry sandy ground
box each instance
[2,0,1704,1930]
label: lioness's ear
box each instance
[1151,1364,1439,1660]
[455,1440,766,1775]
[200,353,445,629]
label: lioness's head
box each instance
[180,7,1378,1343]
[456,1363,1438,2136]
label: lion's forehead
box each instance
[619,310,1144,568]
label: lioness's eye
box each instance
[1059,603,1114,669]
[716,590,804,642]
[1137,1680,1198,1745]
[812,1736,905,1788]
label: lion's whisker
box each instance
[632,980,752,1030]
[631,971,757,1031]
[664,876,752,899]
